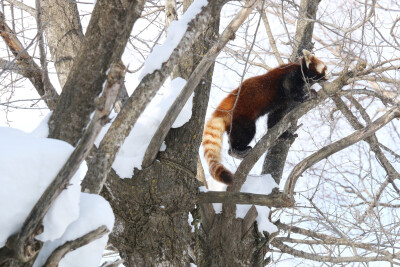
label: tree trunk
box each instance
[41,0,84,88]
[103,1,223,266]
[48,0,145,146]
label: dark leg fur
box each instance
[268,105,297,139]
[228,117,256,159]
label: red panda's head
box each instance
[302,49,331,82]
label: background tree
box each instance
[0,0,399,266]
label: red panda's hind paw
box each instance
[228,146,252,159]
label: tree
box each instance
[0,0,399,266]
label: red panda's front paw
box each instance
[228,146,252,159]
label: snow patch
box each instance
[236,175,279,234]
[0,127,84,246]
[138,0,208,79]
[106,77,190,178]
[33,193,115,267]
[30,112,51,138]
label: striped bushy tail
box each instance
[202,116,233,185]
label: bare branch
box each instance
[259,4,284,65]
[271,238,396,264]
[4,0,35,17]
[284,107,400,196]
[0,11,59,109]
[35,0,55,109]
[44,226,109,267]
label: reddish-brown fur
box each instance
[203,52,329,185]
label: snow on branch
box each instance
[43,225,109,267]
[197,191,294,207]
[82,0,228,194]
[8,63,124,262]
[142,0,262,168]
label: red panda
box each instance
[202,50,330,185]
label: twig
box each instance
[259,3,284,65]
[271,238,396,264]
[35,0,56,110]
[44,225,109,267]
[0,11,59,109]
[4,0,35,17]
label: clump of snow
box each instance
[30,112,51,138]
[138,0,208,80]
[0,127,84,247]
[33,193,115,267]
[236,175,279,234]
[99,77,191,178]
[201,164,279,233]
[172,90,194,128]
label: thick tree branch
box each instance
[290,0,321,61]
[197,191,294,207]
[9,63,123,262]
[41,0,84,87]
[44,225,109,267]
[142,0,261,168]
[48,0,146,145]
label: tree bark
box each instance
[48,0,145,146]
[41,0,84,88]
[102,1,223,265]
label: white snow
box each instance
[33,193,115,267]
[97,77,191,178]
[138,0,208,80]
[0,126,114,267]
[0,127,84,246]
[201,156,279,233]
[30,112,51,138]
[236,175,279,234]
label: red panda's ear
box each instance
[302,49,313,69]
